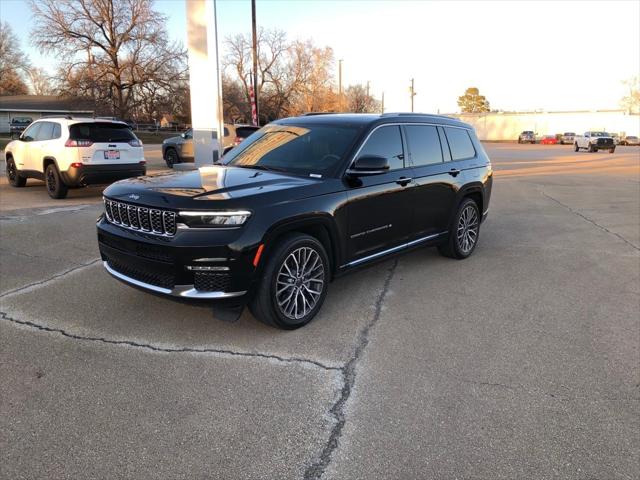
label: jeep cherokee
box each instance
[97,113,493,329]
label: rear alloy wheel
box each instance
[438,198,480,260]
[45,163,68,199]
[165,148,179,168]
[6,158,26,187]
[249,233,329,329]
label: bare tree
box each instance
[28,67,56,95]
[223,29,337,122]
[345,84,379,113]
[621,76,639,114]
[30,0,187,119]
[0,22,30,95]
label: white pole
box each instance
[185,0,224,167]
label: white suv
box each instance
[4,117,146,199]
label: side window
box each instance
[52,123,61,139]
[357,125,405,171]
[224,127,230,137]
[404,125,443,166]
[443,127,476,161]
[21,122,41,142]
[35,122,54,141]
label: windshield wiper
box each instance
[234,164,288,173]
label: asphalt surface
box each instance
[1,144,639,479]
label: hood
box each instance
[163,135,183,144]
[103,165,341,209]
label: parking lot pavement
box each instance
[1,144,639,478]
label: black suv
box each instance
[97,113,493,329]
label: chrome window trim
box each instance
[346,122,474,172]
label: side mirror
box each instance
[346,155,390,176]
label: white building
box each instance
[447,110,640,141]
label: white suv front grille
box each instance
[103,198,177,236]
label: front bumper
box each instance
[97,217,257,303]
[63,163,146,187]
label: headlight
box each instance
[178,210,251,228]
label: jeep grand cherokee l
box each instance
[97,113,493,329]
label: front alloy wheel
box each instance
[6,159,26,187]
[249,233,329,329]
[276,247,325,321]
[165,148,179,168]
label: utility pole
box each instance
[381,91,385,114]
[251,0,259,124]
[409,78,416,113]
[366,80,370,98]
[338,59,343,111]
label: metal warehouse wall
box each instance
[448,111,640,141]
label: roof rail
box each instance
[381,112,450,117]
[301,112,336,116]
[40,114,73,120]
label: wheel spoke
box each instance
[275,246,325,321]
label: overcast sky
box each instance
[1,0,639,113]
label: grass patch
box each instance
[134,131,179,145]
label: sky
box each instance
[1,0,639,113]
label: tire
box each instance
[438,198,481,260]
[589,144,596,153]
[6,157,26,187]
[531,141,535,144]
[164,148,179,168]
[609,147,615,154]
[249,233,330,329]
[45,163,68,199]
[574,143,579,152]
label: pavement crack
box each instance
[303,259,399,480]
[0,311,340,372]
[0,258,101,299]
[542,191,639,251]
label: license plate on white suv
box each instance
[104,150,120,160]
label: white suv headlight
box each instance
[178,210,251,228]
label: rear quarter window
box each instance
[443,127,476,161]
[69,123,135,142]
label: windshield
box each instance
[564,132,575,136]
[590,132,608,137]
[224,124,360,177]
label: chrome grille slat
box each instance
[102,198,176,237]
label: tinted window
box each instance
[225,124,360,177]
[69,122,135,142]
[437,126,452,162]
[444,127,475,161]
[404,125,443,166]
[21,122,41,141]
[35,122,54,141]
[358,126,405,171]
[235,127,260,138]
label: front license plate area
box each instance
[104,150,120,160]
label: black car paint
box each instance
[98,114,493,305]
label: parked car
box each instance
[540,135,558,145]
[162,124,261,167]
[621,135,639,146]
[9,117,32,139]
[97,113,493,329]
[560,132,576,144]
[574,131,615,153]
[4,117,146,199]
[518,130,536,144]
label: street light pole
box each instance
[338,59,343,112]
[251,0,259,125]
[409,78,416,113]
[381,91,384,114]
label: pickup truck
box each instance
[574,131,615,153]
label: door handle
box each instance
[396,176,412,186]
[448,168,461,177]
